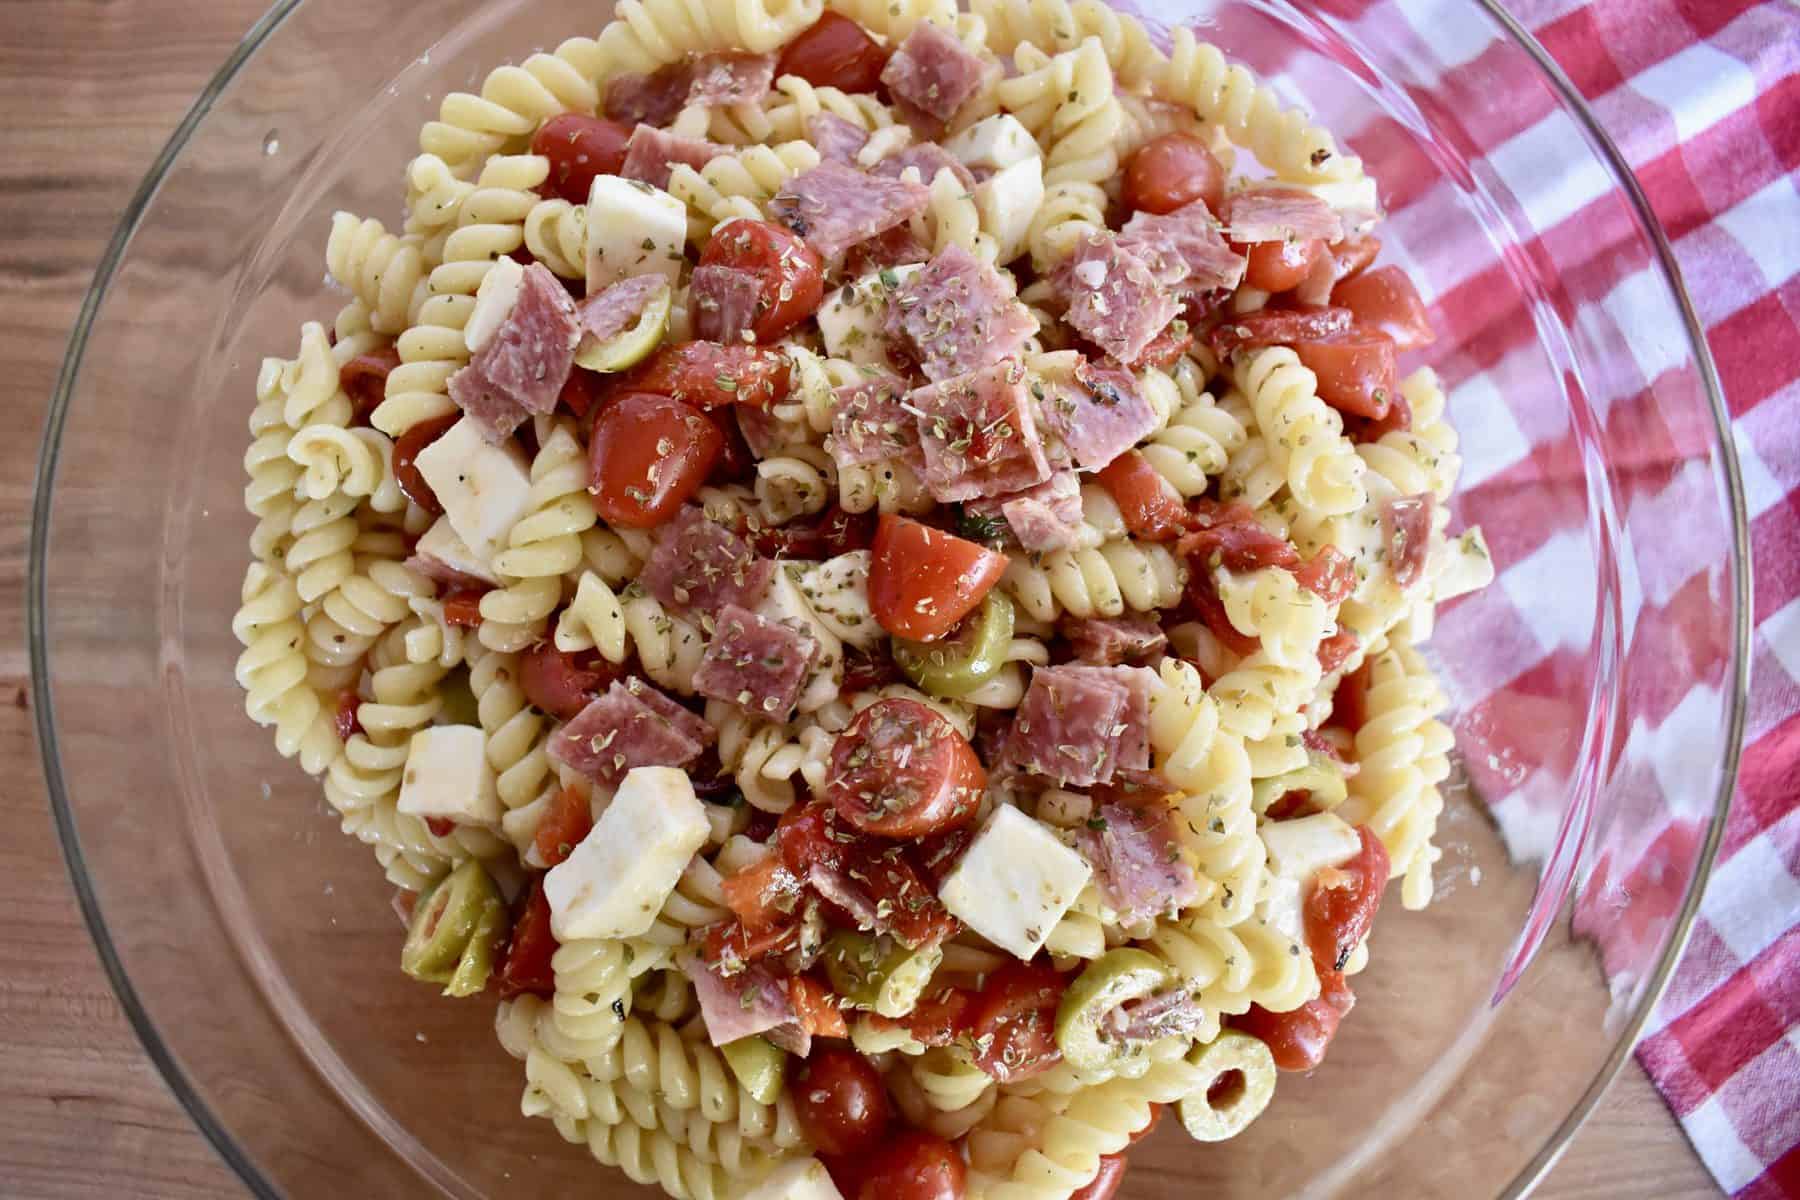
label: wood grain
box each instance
[0,2,1721,1196]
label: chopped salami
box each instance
[969,469,1084,553]
[679,949,802,1047]
[693,602,821,720]
[1061,614,1168,665]
[843,223,933,277]
[547,679,712,786]
[1035,355,1163,471]
[1118,202,1246,297]
[639,505,777,618]
[879,22,990,123]
[770,162,931,261]
[690,264,764,343]
[808,112,871,163]
[620,124,726,189]
[620,675,716,746]
[1003,664,1130,787]
[577,273,669,345]
[910,360,1051,502]
[447,262,580,440]
[1055,232,1181,365]
[1383,493,1434,587]
[874,141,976,190]
[829,370,919,467]
[1074,801,1202,925]
[606,65,692,129]
[1223,186,1344,244]
[686,51,776,106]
[888,245,1036,381]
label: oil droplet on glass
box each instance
[262,131,280,156]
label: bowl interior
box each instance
[34,0,1744,1195]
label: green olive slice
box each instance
[893,591,1014,699]
[1250,754,1348,817]
[401,860,506,992]
[821,932,943,1018]
[721,1036,789,1105]
[574,279,672,373]
[1055,948,1179,1072]
[1178,1031,1278,1142]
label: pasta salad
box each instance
[232,0,1497,1197]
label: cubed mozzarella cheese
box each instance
[586,175,687,294]
[1261,812,1362,883]
[757,565,844,713]
[1255,873,1304,944]
[464,256,525,353]
[398,725,500,826]
[815,263,924,366]
[545,766,709,941]
[940,805,1091,960]
[413,417,535,565]
[975,156,1044,265]
[944,114,1041,172]
[1430,526,1493,602]
[1279,176,1382,228]
[414,516,501,586]
[741,1158,845,1200]
[797,551,883,651]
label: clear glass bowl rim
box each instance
[28,0,1752,1195]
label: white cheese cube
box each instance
[741,1158,845,1200]
[940,805,1091,960]
[1255,873,1304,944]
[815,263,924,366]
[758,565,845,713]
[545,766,709,941]
[464,256,524,353]
[975,156,1045,266]
[398,725,500,826]
[412,417,535,565]
[944,114,1041,172]
[586,175,688,294]
[1261,812,1362,883]
[414,516,500,586]
[798,551,883,651]
[1430,526,1494,602]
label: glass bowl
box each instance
[31,0,1748,1195]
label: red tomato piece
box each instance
[441,589,486,628]
[701,916,801,969]
[868,514,1008,642]
[720,856,806,933]
[700,218,827,343]
[558,366,603,421]
[1303,826,1390,975]
[425,817,457,838]
[777,802,960,949]
[1332,266,1434,351]
[705,406,757,486]
[1205,306,1354,359]
[496,879,559,1000]
[776,12,890,93]
[1346,391,1413,443]
[626,340,793,409]
[1069,1155,1128,1200]
[793,1046,893,1156]
[1179,502,1302,574]
[339,346,399,426]
[517,641,617,721]
[1316,629,1359,675]
[531,112,633,205]
[1122,320,1196,371]
[1095,451,1195,542]
[825,698,986,838]
[858,1132,967,1200]
[910,822,976,890]
[1330,234,1381,284]
[750,504,878,559]
[790,973,850,1039]
[899,987,977,1047]
[1181,565,1260,657]
[1295,545,1355,606]
[1124,133,1227,217]
[1232,970,1355,1072]
[1236,237,1328,293]
[333,689,363,742]
[392,413,461,515]
[1292,330,1398,420]
[589,391,722,528]
[533,785,594,867]
[965,962,1068,1083]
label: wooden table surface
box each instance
[0,1,1723,1196]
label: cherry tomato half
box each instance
[1231,970,1355,1072]
[1095,450,1194,542]
[531,112,633,205]
[858,1133,966,1200]
[517,641,617,721]
[1332,265,1434,352]
[626,340,793,409]
[495,879,559,1000]
[1291,329,1398,420]
[776,12,890,94]
[700,218,826,343]
[339,345,399,426]
[790,973,850,1039]
[1303,826,1390,976]
[1237,237,1328,294]
[392,413,461,515]
[868,514,1008,642]
[793,1046,893,1156]
[1205,306,1353,359]
[1123,133,1226,217]
[533,785,594,867]
[588,392,722,528]
[826,698,985,838]
[966,962,1068,1083]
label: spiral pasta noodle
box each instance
[480,425,598,651]
[1000,540,1186,622]
[1234,346,1366,518]
[1138,360,1246,497]
[326,213,426,334]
